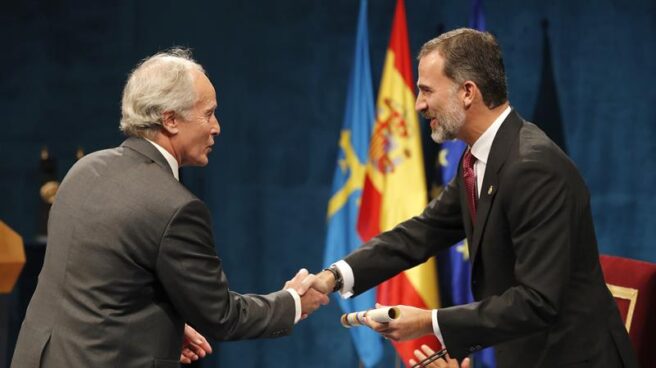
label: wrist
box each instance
[422,309,434,335]
[321,266,341,293]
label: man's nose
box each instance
[212,115,221,136]
[415,97,426,112]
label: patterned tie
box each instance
[463,148,478,223]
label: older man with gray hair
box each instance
[11,48,327,368]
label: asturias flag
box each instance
[323,0,382,366]
[357,0,442,365]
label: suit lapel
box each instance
[468,110,524,263]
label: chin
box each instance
[184,156,209,167]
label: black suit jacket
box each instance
[345,111,637,367]
[12,138,295,368]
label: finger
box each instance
[180,351,197,362]
[190,344,207,358]
[420,344,435,356]
[195,333,212,354]
[413,348,428,361]
[183,348,199,359]
[180,355,191,364]
[295,268,309,281]
[297,273,315,295]
[299,273,317,294]
[386,333,400,342]
[186,325,212,354]
[408,358,418,367]
[362,315,384,330]
[461,357,471,368]
[443,353,459,368]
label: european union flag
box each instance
[322,0,381,366]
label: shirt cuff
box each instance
[432,309,446,348]
[286,288,302,324]
[333,260,354,298]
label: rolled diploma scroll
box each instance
[340,307,401,328]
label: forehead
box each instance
[192,70,217,106]
[417,51,448,85]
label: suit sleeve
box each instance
[155,199,295,340]
[345,177,466,295]
[438,158,576,358]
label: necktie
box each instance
[463,148,478,223]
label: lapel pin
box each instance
[488,185,494,195]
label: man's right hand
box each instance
[284,268,329,319]
[301,269,336,294]
[300,287,329,319]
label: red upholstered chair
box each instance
[600,255,656,368]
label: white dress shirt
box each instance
[144,139,302,323]
[335,106,513,346]
[145,139,180,181]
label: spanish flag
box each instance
[356,0,442,364]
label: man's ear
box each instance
[161,110,179,135]
[462,81,477,109]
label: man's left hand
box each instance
[180,324,212,364]
[364,303,434,341]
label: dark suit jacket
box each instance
[344,111,637,367]
[12,138,295,368]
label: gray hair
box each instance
[119,48,205,138]
[418,28,507,109]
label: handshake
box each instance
[179,267,333,364]
[282,268,336,320]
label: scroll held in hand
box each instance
[340,306,400,328]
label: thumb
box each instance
[296,271,313,295]
[294,268,309,282]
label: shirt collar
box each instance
[145,139,180,181]
[470,106,512,164]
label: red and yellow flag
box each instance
[356,0,441,365]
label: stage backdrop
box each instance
[1,0,654,367]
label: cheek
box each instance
[428,98,443,113]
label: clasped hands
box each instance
[283,268,330,319]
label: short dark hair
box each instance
[418,28,508,108]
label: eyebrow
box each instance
[417,82,431,90]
